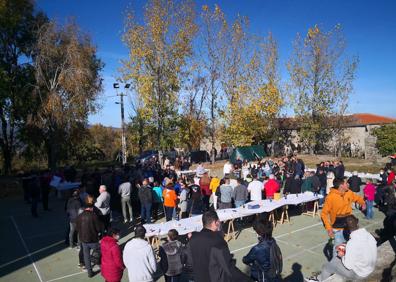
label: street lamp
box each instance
[113,82,130,165]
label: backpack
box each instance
[255,239,283,281]
[162,241,183,276]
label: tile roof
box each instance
[276,113,395,129]
[349,113,396,126]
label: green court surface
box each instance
[0,195,384,282]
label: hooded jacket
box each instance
[321,188,365,230]
[123,238,157,282]
[100,236,125,282]
[264,179,280,198]
[342,228,377,278]
[159,240,183,276]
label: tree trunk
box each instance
[46,128,59,172]
[2,146,12,175]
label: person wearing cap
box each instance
[100,228,125,282]
[123,226,157,282]
[95,185,111,229]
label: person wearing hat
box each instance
[123,226,157,282]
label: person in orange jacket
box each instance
[321,177,366,258]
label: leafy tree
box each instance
[32,20,103,170]
[220,19,283,146]
[373,122,396,156]
[0,0,47,174]
[287,24,358,154]
[200,4,227,162]
[122,0,197,151]
[89,124,120,160]
[177,75,207,151]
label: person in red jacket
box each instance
[387,169,395,185]
[100,228,125,282]
[264,174,280,199]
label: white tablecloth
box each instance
[50,176,80,190]
[144,192,322,237]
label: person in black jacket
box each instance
[187,179,203,216]
[189,211,249,282]
[66,190,82,248]
[284,174,302,194]
[76,195,104,278]
[348,172,362,193]
[138,179,153,224]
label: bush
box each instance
[373,122,396,156]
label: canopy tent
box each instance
[230,145,267,163]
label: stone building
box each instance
[277,113,395,159]
[199,113,395,160]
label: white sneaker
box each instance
[305,276,319,282]
[124,219,128,223]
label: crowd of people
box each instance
[18,154,396,281]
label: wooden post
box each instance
[302,200,319,217]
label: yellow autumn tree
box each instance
[287,24,358,154]
[122,0,197,150]
[221,27,283,146]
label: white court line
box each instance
[231,221,322,253]
[0,240,64,269]
[231,217,382,254]
[46,271,86,282]
[24,230,64,240]
[11,216,44,282]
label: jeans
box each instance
[152,202,160,220]
[69,222,79,247]
[82,242,100,276]
[320,257,362,281]
[121,197,133,221]
[333,229,346,258]
[165,206,174,221]
[141,203,152,223]
[235,200,245,208]
[319,187,326,206]
[366,200,374,219]
[165,274,181,282]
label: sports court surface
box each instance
[0,194,384,282]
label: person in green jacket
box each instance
[301,171,314,193]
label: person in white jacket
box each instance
[123,226,157,282]
[306,215,377,281]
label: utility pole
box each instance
[113,83,130,165]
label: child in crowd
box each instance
[159,229,184,282]
[363,179,376,219]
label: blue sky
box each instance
[37,0,396,127]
